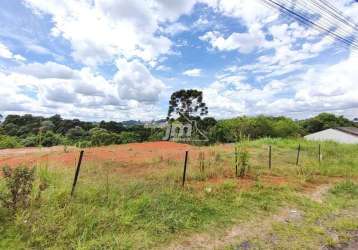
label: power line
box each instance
[260,0,358,51]
[318,0,358,32]
[263,0,358,47]
[301,0,358,35]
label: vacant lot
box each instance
[1,139,358,249]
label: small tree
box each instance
[167,89,208,121]
[0,166,35,213]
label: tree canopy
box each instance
[167,89,208,121]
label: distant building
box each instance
[304,127,358,144]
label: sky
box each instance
[0,0,358,122]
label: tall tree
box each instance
[167,89,208,121]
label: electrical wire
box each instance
[260,0,358,51]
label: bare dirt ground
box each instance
[0,142,193,168]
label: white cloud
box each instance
[204,53,358,118]
[0,58,167,120]
[0,43,14,59]
[23,0,198,66]
[115,59,165,103]
[206,0,277,27]
[183,68,202,77]
[156,65,171,71]
[0,42,26,61]
[25,44,52,55]
[200,28,266,53]
[16,62,77,79]
[162,23,189,36]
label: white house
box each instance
[304,127,358,144]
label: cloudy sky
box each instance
[0,0,358,121]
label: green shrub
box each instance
[235,141,250,177]
[118,131,140,144]
[76,140,92,148]
[0,166,35,213]
[20,134,38,147]
[0,135,22,149]
[66,126,86,141]
[40,131,64,147]
[89,127,116,146]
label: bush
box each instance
[76,140,92,148]
[40,131,64,147]
[235,142,250,177]
[210,116,301,143]
[0,135,22,149]
[66,126,86,141]
[0,166,35,213]
[272,118,300,137]
[118,131,140,144]
[89,128,116,146]
[21,134,38,147]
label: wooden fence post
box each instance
[71,150,84,196]
[182,151,189,187]
[318,144,321,164]
[269,145,272,169]
[235,146,238,177]
[296,144,301,166]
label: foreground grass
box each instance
[0,138,358,249]
[0,167,293,249]
[225,181,358,250]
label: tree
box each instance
[66,126,86,141]
[89,128,116,146]
[40,121,55,132]
[272,118,300,137]
[197,117,217,131]
[40,131,63,147]
[167,89,208,121]
[118,131,140,144]
[99,120,124,133]
[300,113,355,134]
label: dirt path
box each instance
[162,183,333,250]
[305,183,333,203]
[162,207,303,250]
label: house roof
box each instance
[335,127,358,137]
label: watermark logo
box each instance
[162,114,208,142]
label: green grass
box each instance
[1,138,358,249]
[225,180,358,250]
[0,168,294,249]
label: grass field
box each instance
[0,138,358,249]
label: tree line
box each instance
[0,112,356,149]
[0,114,164,149]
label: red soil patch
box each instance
[0,141,193,171]
[261,175,289,186]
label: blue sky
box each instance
[0,0,357,121]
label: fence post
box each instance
[296,144,301,166]
[269,145,272,169]
[182,151,189,187]
[71,150,84,196]
[167,123,172,141]
[199,152,205,174]
[235,146,238,177]
[318,144,321,164]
